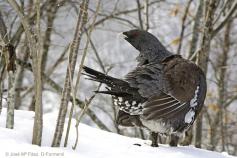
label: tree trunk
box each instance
[181,0,204,145]
[218,21,231,151]
[41,0,59,72]
[0,10,16,129]
[0,80,2,115]
[5,45,16,129]
[14,43,29,109]
[195,0,217,148]
[210,21,231,151]
[32,0,43,146]
[51,0,89,147]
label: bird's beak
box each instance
[118,32,128,40]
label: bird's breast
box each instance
[140,118,172,134]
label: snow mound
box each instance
[0,108,236,158]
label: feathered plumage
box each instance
[83,29,207,147]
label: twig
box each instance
[144,0,149,31]
[85,30,105,73]
[189,49,200,61]
[10,1,49,46]
[64,0,101,147]
[16,57,111,131]
[212,1,237,38]
[90,0,162,30]
[177,0,193,55]
[136,0,144,30]
[46,44,69,76]
[188,0,204,59]
[64,44,77,147]
[42,0,59,72]
[51,0,89,147]
[224,95,237,108]
[111,17,139,28]
[7,0,36,52]
[72,91,98,149]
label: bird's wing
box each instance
[125,56,201,120]
[142,92,190,120]
[125,62,164,98]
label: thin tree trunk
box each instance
[16,58,111,132]
[219,17,232,153]
[0,80,2,115]
[188,0,204,59]
[181,0,204,146]
[64,0,100,147]
[32,0,43,146]
[176,0,193,55]
[144,0,149,31]
[0,10,16,129]
[195,0,217,148]
[41,0,59,72]
[6,70,15,129]
[14,42,29,109]
[136,0,144,30]
[210,21,231,151]
[5,45,16,129]
[0,11,6,115]
[7,0,44,145]
[51,0,89,147]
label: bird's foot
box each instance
[169,134,179,147]
[151,142,159,147]
[169,140,178,147]
[142,140,159,147]
[150,132,159,147]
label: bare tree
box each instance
[7,0,44,145]
[0,0,237,154]
[209,20,232,151]
[0,10,16,129]
[195,0,218,148]
[51,0,89,147]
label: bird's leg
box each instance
[150,132,159,147]
[169,134,179,147]
[180,130,192,146]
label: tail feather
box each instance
[83,66,119,86]
[83,66,133,95]
[94,90,129,97]
[83,66,146,115]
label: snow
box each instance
[0,108,236,158]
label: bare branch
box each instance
[212,1,237,38]
[16,58,111,132]
[177,0,193,54]
[136,0,144,30]
[51,0,89,147]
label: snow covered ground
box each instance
[0,108,236,158]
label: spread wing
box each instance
[125,56,200,120]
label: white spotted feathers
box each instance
[184,86,199,123]
[113,96,143,115]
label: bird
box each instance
[82,29,207,147]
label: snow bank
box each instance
[0,108,235,158]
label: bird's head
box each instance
[122,29,172,64]
[122,29,158,51]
